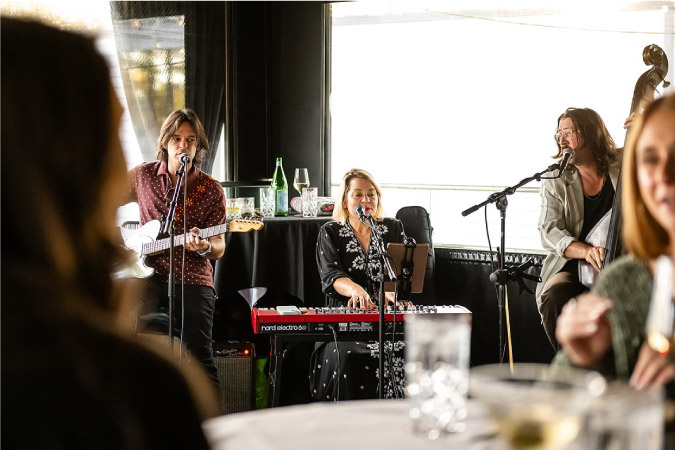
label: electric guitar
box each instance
[118,218,264,279]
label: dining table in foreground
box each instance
[202,398,598,450]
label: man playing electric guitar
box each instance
[127,109,226,385]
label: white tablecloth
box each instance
[204,399,512,450]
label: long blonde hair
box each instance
[622,94,674,260]
[332,168,385,222]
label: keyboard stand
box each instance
[267,329,404,407]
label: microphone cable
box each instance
[179,172,188,362]
[388,254,402,399]
[484,204,507,364]
[329,324,341,401]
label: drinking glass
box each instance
[226,198,241,219]
[259,188,276,218]
[469,363,606,450]
[405,313,471,439]
[301,187,318,217]
[584,381,664,450]
[239,197,255,217]
[293,168,309,196]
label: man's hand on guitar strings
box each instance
[185,227,209,253]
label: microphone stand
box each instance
[361,213,397,399]
[461,162,560,362]
[160,159,189,349]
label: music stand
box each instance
[384,242,429,296]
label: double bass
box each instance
[579,45,669,287]
[603,44,669,266]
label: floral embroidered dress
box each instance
[311,218,406,400]
[317,218,405,306]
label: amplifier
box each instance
[214,341,254,414]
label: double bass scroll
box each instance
[603,44,670,267]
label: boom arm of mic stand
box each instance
[461,164,561,217]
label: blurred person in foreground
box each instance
[311,168,407,400]
[555,93,675,398]
[1,18,218,449]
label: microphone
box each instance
[179,153,191,165]
[558,148,574,174]
[354,204,368,224]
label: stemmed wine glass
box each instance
[293,168,310,196]
[469,363,606,450]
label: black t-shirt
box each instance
[579,175,614,242]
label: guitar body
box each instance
[120,220,163,278]
[118,219,264,279]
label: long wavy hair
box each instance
[622,94,674,260]
[555,107,619,176]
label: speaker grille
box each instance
[215,354,253,414]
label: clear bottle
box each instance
[271,156,288,216]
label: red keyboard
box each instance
[251,305,471,334]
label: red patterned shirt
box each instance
[128,161,226,287]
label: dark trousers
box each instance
[539,270,588,350]
[139,275,219,385]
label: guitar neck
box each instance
[142,223,228,255]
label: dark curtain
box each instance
[184,2,226,174]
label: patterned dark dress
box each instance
[310,218,406,400]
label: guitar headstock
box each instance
[229,218,264,232]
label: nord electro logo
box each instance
[260,324,309,332]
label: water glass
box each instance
[302,187,318,217]
[405,313,471,439]
[226,198,241,219]
[584,381,664,450]
[239,197,255,216]
[260,188,276,218]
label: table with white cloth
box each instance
[203,398,592,450]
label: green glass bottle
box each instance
[271,156,288,216]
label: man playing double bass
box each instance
[536,107,621,349]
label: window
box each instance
[331,1,674,251]
[0,1,143,170]
[111,14,187,163]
